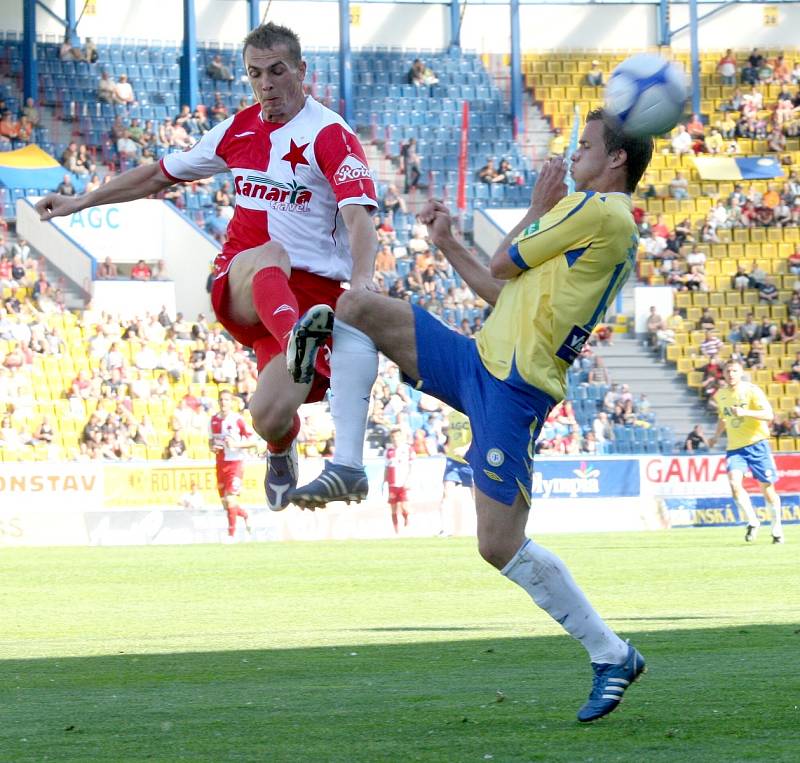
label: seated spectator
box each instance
[22,96,40,126]
[59,34,82,62]
[721,87,744,112]
[477,158,499,184]
[375,244,396,275]
[0,112,20,143]
[717,49,737,85]
[705,128,724,154]
[586,60,604,87]
[746,339,766,369]
[130,260,151,281]
[97,71,115,103]
[116,130,139,161]
[209,92,229,124]
[57,175,76,196]
[686,113,705,139]
[206,54,234,82]
[700,360,724,407]
[83,37,98,64]
[698,308,716,330]
[791,351,800,381]
[214,181,233,208]
[772,55,790,84]
[780,318,797,344]
[112,74,135,106]
[164,428,187,460]
[700,329,722,359]
[717,114,737,139]
[207,205,230,243]
[494,159,515,184]
[758,278,779,305]
[151,259,170,281]
[757,315,778,343]
[381,184,407,219]
[407,58,426,86]
[97,257,117,281]
[671,124,693,156]
[767,127,786,154]
[669,171,689,200]
[684,424,709,452]
[788,246,800,275]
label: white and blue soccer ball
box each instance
[604,54,688,137]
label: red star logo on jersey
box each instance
[282,139,310,174]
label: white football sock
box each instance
[735,491,759,527]
[502,539,628,665]
[767,496,783,536]
[330,319,378,469]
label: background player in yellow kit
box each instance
[438,408,474,537]
[709,360,784,544]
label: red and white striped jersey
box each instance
[160,97,377,282]
[385,443,414,488]
[210,411,252,462]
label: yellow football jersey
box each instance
[444,409,472,463]
[475,191,638,402]
[716,382,772,450]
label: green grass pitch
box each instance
[1,528,798,762]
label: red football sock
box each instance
[268,413,301,454]
[251,267,298,353]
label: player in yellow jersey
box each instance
[439,408,474,536]
[709,360,784,543]
[290,110,652,722]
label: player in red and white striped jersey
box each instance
[36,22,378,512]
[383,428,415,533]
[210,390,259,538]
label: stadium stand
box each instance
[6,37,800,462]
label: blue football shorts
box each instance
[443,457,474,488]
[403,307,554,506]
[726,439,778,484]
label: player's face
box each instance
[570,120,616,192]
[724,364,743,385]
[219,394,232,413]
[244,44,307,123]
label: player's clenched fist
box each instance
[35,193,81,221]
[530,157,568,218]
[418,199,454,248]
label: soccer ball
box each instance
[604,54,688,137]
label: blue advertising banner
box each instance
[664,494,800,528]
[531,459,641,500]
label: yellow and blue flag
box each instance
[0,144,69,190]
[693,156,785,181]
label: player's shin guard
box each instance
[330,320,378,469]
[252,267,299,353]
[502,539,628,665]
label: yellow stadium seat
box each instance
[692,293,709,307]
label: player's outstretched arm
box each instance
[36,162,176,221]
[419,200,504,306]
[708,418,726,449]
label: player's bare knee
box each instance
[336,289,371,329]
[250,401,292,443]
[477,536,512,571]
[249,241,291,277]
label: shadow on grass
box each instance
[1,624,798,763]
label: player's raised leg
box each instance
[480,489,644,722]
[227,242,331,510]
[289,289,419,508]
